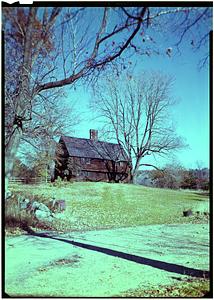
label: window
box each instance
[81,171,89,177]
[81,158,90,164]
[85,158,91,164]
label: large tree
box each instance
[92,72,186,181]
[3,6,212,191]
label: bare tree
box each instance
[92,72,186,182]
[3,6,211,192]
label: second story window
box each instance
[86,158,91,164]
[81,157,91,164]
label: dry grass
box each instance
[119,278,210,297]
[5,195,35,229]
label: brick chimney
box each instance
[90,129,98,141]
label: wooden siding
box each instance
[55,155,130,182]
[55,138,130,183]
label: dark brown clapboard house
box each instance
[55,130,130,182]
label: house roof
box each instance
[60,136,128,161]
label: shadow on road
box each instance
[24,226,209,279]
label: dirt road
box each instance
[5,223,209,297]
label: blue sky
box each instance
[55,7,211,170]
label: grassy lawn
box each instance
[7,182,209,232]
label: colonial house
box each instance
[54,130,130,182]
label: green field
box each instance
[8,182,209,232]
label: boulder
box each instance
[38,202,50,213]
[31,201,41,210]
[27,201,51,216]
[20,198,30,210]
[48,199,66,212]
[183,209,193,217]
[58,200,66,211]
[35,209,53,223]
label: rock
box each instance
[28,201,51,217]
[31,201,41,210]
[5,190,12,200]
[48,199,56,210]
[38,203,50,213]
[20,199,30,210]
[26,202,35,214]
[183,209,193,217]
[58,200,66,211]
[48,199,66,212]
[35,209,53,222]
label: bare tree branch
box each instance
[139,163,162,171]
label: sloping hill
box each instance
[9,182,209,232]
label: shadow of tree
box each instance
[194,192,210,197]
[191,198,208,202]
[23,226,209,279]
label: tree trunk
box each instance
[5,8,37,197]
[128,166,134,183]
[131,158,141,184]
[49,161,55,182]
[45,165,48,184]
[5,128,23,197]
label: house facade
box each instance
[54,130,130,182]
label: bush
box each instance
[150,168,182,189]
[199,180,209,191]
[5,194,55,232]
[5,196,36,230]
[52,176,72,187]
[53,176,64,187]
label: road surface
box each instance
[5,223,209,297]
